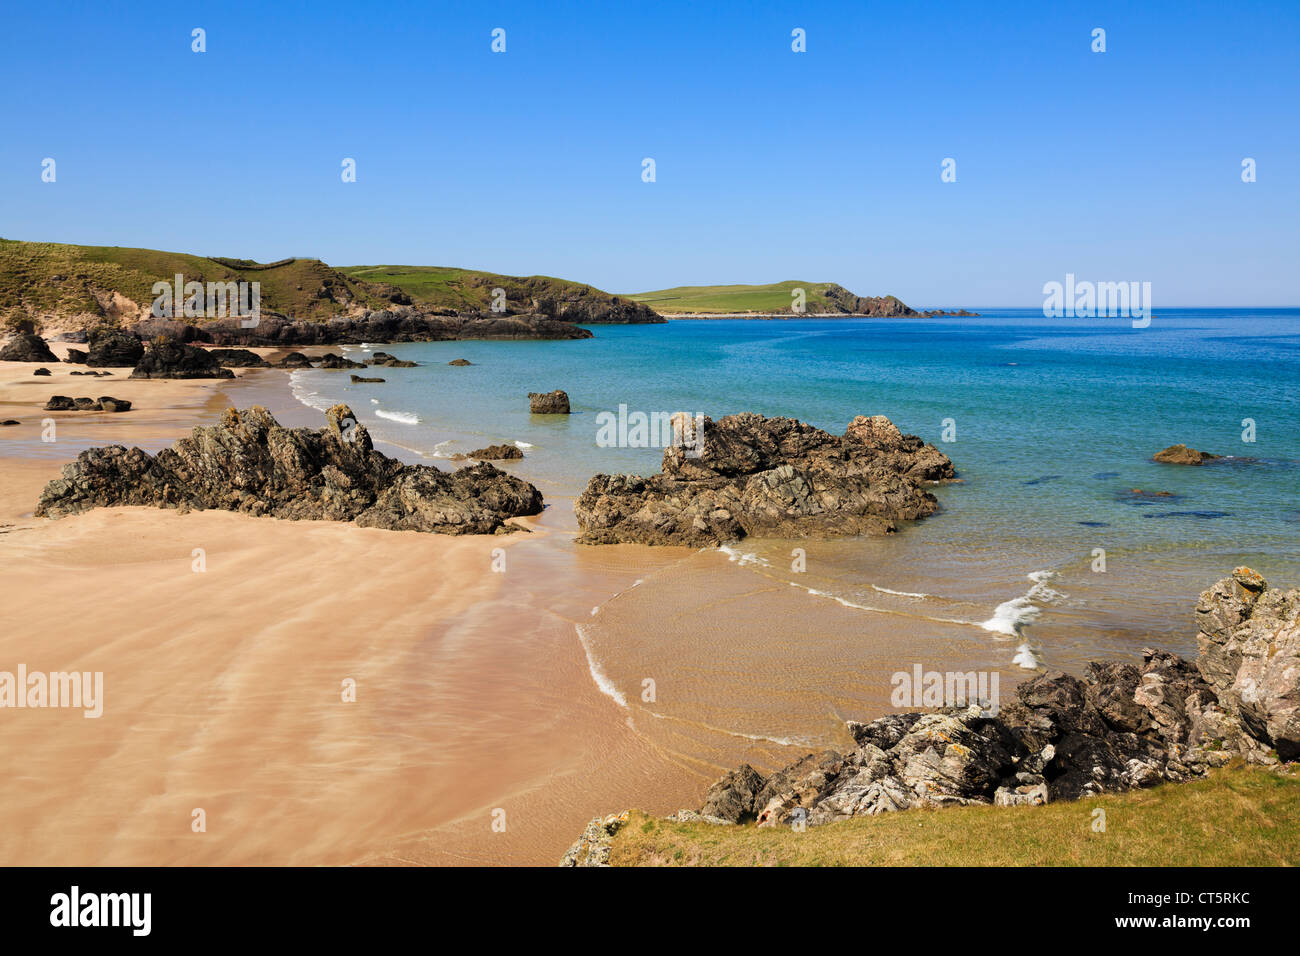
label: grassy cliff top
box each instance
[0,239,657,326]
[606,765,1299,866]
[626,280,911,315]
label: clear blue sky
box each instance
[2,0,1296,305]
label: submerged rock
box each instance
[574,412,954,546]
[1154,443,1221,465]
[448,358,473,366]
[35,404,543,535]
[349,374,385,383]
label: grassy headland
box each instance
[627,280,913,316]
[607,765,1300,866]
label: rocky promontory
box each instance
[574,413,954,546]
[563,568,1300,864]
[35,404,544,534]
[1154,443,1222,465]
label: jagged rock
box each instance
[43,396,75,410]
[198,308,595,347]
[448,358,473,366]
[699,764,765,823]
[208,348,269,368]
[575,412,954,546]
[318,352,366,369]
[349,374,385,383]
[559,812,630,867]
[528,390,570,414]
[1196,569,1300,759]
[130,341,234,379]
[1154,444,1221,465]
[674,568,1299,832]
[35,404,544,535]
[0,332,59,363]
[86,329,144,367]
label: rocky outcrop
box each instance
[681,570,1296,831]
[349,374,385,383]
[86,329,145,367]
[35,404,544,534]
[1154,444,1221,465]
[454,444,523,461]
[318,352,366,369]
[370,352,417,368]
[448,358,473,366]
[276,351,312,369]
[0,332,59,363]
[192,308,595,346]
[820,286,917,317]
[575,413,954,546]
[129,340,234,379]
[208,348,269,368]
[33,367,51,376]
[43,396,131,412]
[528,390,570,414]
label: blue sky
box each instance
[1,0,1297,305]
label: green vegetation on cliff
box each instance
[607,765,1300,866]
[627,280,913,316]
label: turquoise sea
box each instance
[287,309,1300,741]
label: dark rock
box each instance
[0,420,18,426]
[33,368,51,376]
[207,348,269,368]
[65,349,88,364]
[197,308,595,347]
[1154,444,1221,465]
[72,398,101,411]
[318,352,367,369]
[349,374,385,383]
[528,390,570,414]
[97,397,131,413]
[700,765,766,823]
[370,352,417,368]
[130,340,234,379]
[448,358,473,366]
[680,567,1299,833]
[86,329,145,367]
[36,404,545,535]
[458,444,523,461]
[43,396,76,411]
[575,413,954,546]
[0,332,59,363]
[276,351,313,369]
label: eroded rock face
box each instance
[35,404,544,534]
[1196,568,1300,760]
[574,413,954,546]
[86,329,145,367]
[0,332,59,363]
[690,570,1298,830]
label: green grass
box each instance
[0,238,390,326]
[608,765,1300,866]
[626,280,849,313]
[340,264,620,313]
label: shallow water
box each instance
[288,309,1300,801]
